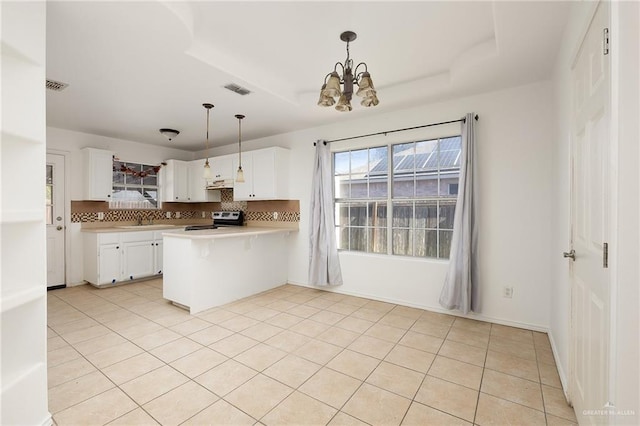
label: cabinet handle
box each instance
[130,275,133,280]
[155,243,159,246]
[116,246,120,249]
[111,279,116,284]
[175,197,178,200]
[107,194,111,198]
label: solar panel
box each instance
[413,153,430,169]
[396,155,415,171]
[439,150,459,168]
[440,137,461,150]
[424,152,439,168]
[370,156,388,174]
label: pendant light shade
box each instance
[361,91,379,107]
[317,84,336,107]
[235,114,245,183]
[335,94,352,112]
[203,159,212,179]
[202,103,214,179]
[355,72,375,97]
[323,72,342,98]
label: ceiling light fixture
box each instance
[202,103,214,179]
[318,31,379,112]
[159,128,180,142]
[235,114,245,183]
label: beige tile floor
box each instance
[47,279,577,425]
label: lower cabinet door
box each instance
[122,241,155,280]
[98,243,122,285]
[154,240,163,275]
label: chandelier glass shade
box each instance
[317,31,379,112]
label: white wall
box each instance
[46,127,194,284]
[209,81,556,330]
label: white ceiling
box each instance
[46,1,571,151]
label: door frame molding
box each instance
[47,149,72,286]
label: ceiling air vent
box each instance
[223,83,251,96]
[46,79,69,91]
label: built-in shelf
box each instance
[0,211,44,224]
[0,287,45,313]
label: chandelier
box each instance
[317,31,379,112]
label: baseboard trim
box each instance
[46,284,66,291]
[287,280,549,333]
[548,330,571,402]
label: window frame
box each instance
[110,160,160,210]
[333,135,461,260]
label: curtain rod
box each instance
[314,114,479,145]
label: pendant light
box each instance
[202,103,214,179]
[235,114,245,183]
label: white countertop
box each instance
[162,226,293,240]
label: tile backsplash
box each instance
[72,189,300,226]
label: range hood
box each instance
[206,179,234,190]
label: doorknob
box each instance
[56,225,63,231]
[563,249,576,260]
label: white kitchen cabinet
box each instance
[122,231,155,281]
[233,147,289,201]
[211,154,235,181]
[188,160,221,202]
[162,159,221,203]
[162,159,189,202]
[84,230,163,286]
[82,147,113,201]
[153,232,163,275]
[98,243,122,285]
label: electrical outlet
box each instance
[175,211,180,219]
[202,211,206,218]
[273,212,278,220]
[97,212,104,220]
[166,211,171,219]
[503,287,513,298]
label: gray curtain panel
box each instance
[439,113,478,313]
[308,141,343,286]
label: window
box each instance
[110,161,159,209]
[334,136,461,259]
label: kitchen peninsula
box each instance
[162,226,292,314]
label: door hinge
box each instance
[603,28,609,55]
[603,242,609,268]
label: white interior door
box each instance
[569,2,611,423]
[46,153,66,288]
